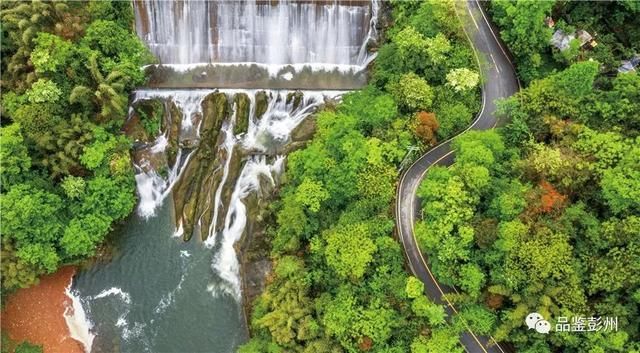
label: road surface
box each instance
[395,1,520,352]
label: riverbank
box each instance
[1,266,84,353]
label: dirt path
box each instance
[1,266,84,353]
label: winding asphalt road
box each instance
[395,1,519,352]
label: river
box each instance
[69,1,379,352]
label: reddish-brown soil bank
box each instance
[1,266,84,353]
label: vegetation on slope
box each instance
[415,2,640,352]
[0,1,152,292]
[241,1,484,352]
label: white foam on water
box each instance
[173,222,184,238]
[64,282,95,353]
[154,273,186,315]
[93,287,132,305]
[281,72,294,81]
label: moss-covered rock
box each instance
[125,98,166,143]
[286,90,304,111]
[290,114,317,142]
[167,101,182,167]
[233,93,251,135]
[172,92,230,242]
[122,113,148,143]
[254,90,269,120]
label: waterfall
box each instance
[129,0,375,299]
[68,2,378,350]
[134,0,378,67]
[129,89,341,298]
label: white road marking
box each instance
[490,53,500,74]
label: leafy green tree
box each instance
[0,1,70,91]
[436,103,472,138]
[405,276,425,298]
[458,263,485,298]
[2,183,64,247]
[446,68,480,92]
[324,223,377,281]
[425,33,452,65]
[16,243,60,273]
[30,32,74,75]
[0,124,31,188]
[393,26,429,70]
[552,60,599,98]
[25,79,62,104]
[295,178,329,213]
[339,87,398,133]
[388,72,435,113]
[1,238,40,290]
[455,305,496,335]
[411,296,446,326]
[70,55,128,122]
[601,144,640,214]
[490,0,553,82]
[412,328,464,353]
[61,214,112,258]
[79,176,136,221]
[61,176,86,199]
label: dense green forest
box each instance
[241,1,483,352]
[0,1,152,292]
[414,1,640,353]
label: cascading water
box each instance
[70,1,377,352]
[135,0,376,66]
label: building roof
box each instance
[618,55,640,73]
[576,30,593,46]
[550,29,575,51]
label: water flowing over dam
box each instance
[134,0,375,66]
[70,1,378,352]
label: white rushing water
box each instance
[132,89,214,218]
[135,0,378,66]
[209,90,343,298]
[132,89,341,298]
[64,283,95,353]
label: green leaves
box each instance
[446,68,480,92]
[601,143,640,214]
[389,72,435,113]
[1,0,150,294]
[0,124,31,189]
[30,32,73,75]
[2,183,64,246]
[295,178,329,213]
[25,79,62,103]
[406,276,425,298]
[61,214,111,258]
[324,223,377,281]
